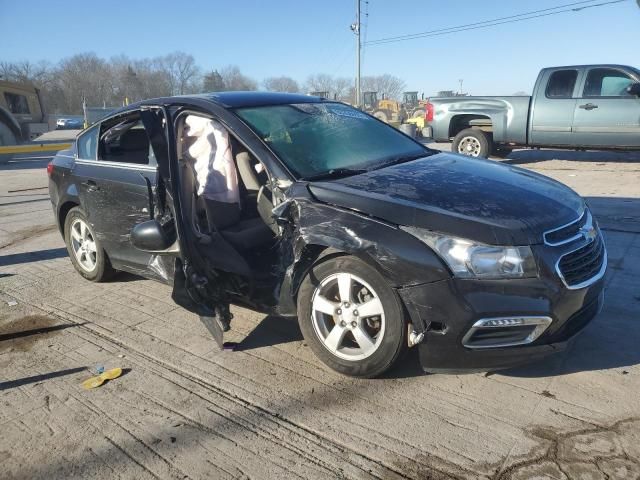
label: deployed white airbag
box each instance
[185,115,240,205]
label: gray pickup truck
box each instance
[426,64,640,158]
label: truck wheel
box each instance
[452,128,492,158]
[0,121,18,146]
[297,255,408,378]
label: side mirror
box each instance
[131,219,174,252]
[626,83,640,97]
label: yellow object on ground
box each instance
[81,367,123,390]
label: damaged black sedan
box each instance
[48,92,607,377]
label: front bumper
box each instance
[398,271,605,373]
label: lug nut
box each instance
[351,321,357,328]
[336,308,342,315]
[340,321,346,327]
[344,302,350,308]
[353,310,358,316]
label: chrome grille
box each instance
[544,210,589,246]
[557,233,606,288]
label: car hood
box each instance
[307,152,584,245]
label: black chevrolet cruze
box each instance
[48,92,606,377]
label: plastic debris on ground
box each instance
[81,367,123,390]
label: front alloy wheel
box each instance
[311,272,385,361]
[297,255,407,378]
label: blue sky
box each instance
[1,0,638,95]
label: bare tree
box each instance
[305,73,335,94]
[263,76,300,93]
[0,60,52,85]
[218,65,257,91]
[361,74,406,100]
[332,77,352,101]
[202,70,225,92]
[1,51,411,115]
[155,52,200,95]
[54,53,115,114]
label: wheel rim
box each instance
[311,272,386,361]
[70,218,97,272]
[457,136,482,157]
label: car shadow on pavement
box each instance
[234,315,303,351]
[502,148,640,165]
[0,247,68,267]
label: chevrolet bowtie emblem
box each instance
[580,224,597,241]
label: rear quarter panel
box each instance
[430,96,531,144]
[48,147,78,232]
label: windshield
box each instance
[234,102,431,179]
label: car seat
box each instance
[119,129,150,164]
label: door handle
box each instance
[579,103,598,110]
[83,180,100,192]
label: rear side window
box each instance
[4,92,30,114]
[583,68,634,97]
[546,70,578,98]
[98,115,150,166]
[77,125,99,160]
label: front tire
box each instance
[64,207,114,282]
[452,128,492,158]
[297,255,407,378]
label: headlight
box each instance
[402,227,537,279]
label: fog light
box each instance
[462,316,552,349]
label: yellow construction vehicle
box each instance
[362,91,407,124]
[0,80,48,145]
[402,91,428,119]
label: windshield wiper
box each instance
[371,151,432,170]
[302,167,368,181]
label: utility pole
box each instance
[351,0,361,107]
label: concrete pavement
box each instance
[1,147,639,479]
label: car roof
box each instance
[194,91,325,108]
[97,91,328,125]
[542,64,636,71]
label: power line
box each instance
[365,0,600,44]
[365,0,629,46]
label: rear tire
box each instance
[64,207,115,282]
[297,255,407,378]
[452,128,492,158]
